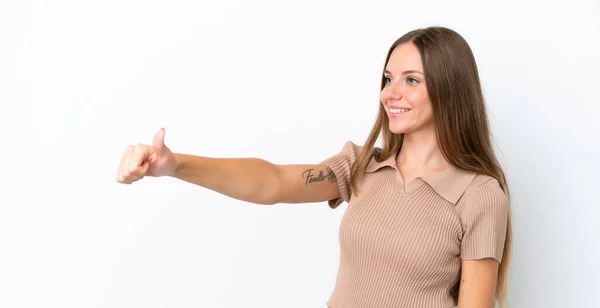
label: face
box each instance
[380,42,434,135]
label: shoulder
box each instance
[457,174,509,217]
[322,140,367,162]
[338,140,364,154]
[319,141,370,207]
[456,174,510,262]
[467,174,506,197]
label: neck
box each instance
[397,126,450,172]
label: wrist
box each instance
[170,153,185,177]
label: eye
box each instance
[406,77,419,85]
[383,76,392,84]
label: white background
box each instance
[1,0,599,307]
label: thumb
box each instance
[153,127,166,151]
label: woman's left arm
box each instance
[456,258,499,308]
[456,177,510,308]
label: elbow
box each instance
[252,184,279,205]
[261,182,281,206]
[261,164,282,205]
[254,193,279,206]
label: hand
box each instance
[116,128,177,184]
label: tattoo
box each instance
[325,167,337,183]
[302,167,338,185]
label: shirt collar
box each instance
[365,150,477,204]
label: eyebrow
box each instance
[384,69,424,75]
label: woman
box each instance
[116,26,512,308]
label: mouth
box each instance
[389,108,411,116]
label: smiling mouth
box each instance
[389,108,411,114]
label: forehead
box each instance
[385,42,423,72]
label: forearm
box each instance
[169,153,280,205]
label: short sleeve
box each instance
[457,178,509,263]
[319,141,361,209]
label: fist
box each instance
[116,128,177,184]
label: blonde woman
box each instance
[117,26,511,308]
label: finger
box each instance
[141,160,150,174]
[127,161,150,183]
[122,145,135,178]
[117,146,133,183]
[153,128,165,152]
[124,166,146,183]
[125,144,149,178]
[133,144,149,167]
[127,159,150,180]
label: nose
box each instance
[382,81,403,102]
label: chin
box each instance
[388,123,410,135]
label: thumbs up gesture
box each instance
[116,128,177,184]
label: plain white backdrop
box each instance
[1,0,599,307]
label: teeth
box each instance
[390,108,411,113]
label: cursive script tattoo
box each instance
[302,167,337,185]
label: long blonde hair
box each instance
[349,26,512,307]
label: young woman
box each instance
[116,26,512,308]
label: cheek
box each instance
[421,100,434,122]
[408,91,431,112]
[379,89,387,102]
